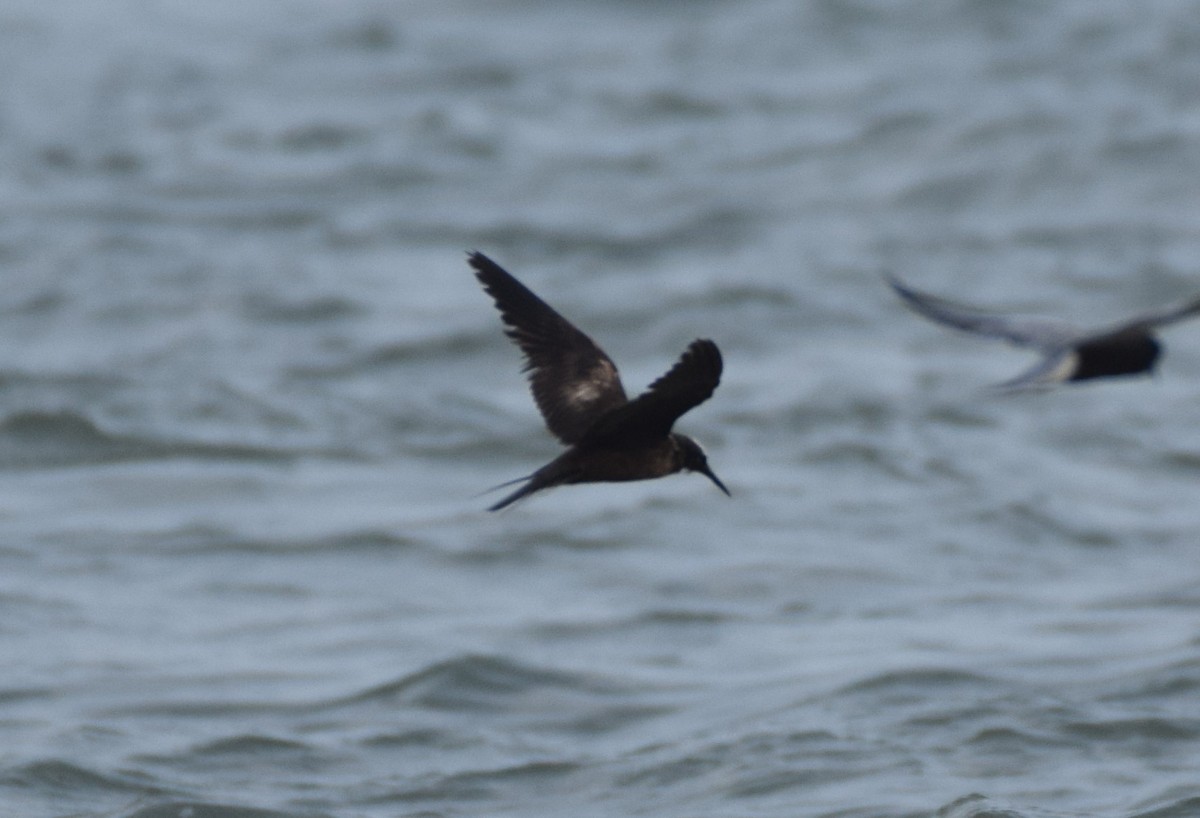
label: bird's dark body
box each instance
[553,436,686,484]
[1070,331,1161,381]
[488,433,712,511]
[470,251,728,510]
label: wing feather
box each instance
[470,252,628,444]
[582,339,723,447]
[887,275,1079,349]
[1102,293,1200,334]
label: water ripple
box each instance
[336,654,627,713]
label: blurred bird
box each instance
[470,251,729,510]
[887,274,1200,390]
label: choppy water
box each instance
[4,1,1200,817]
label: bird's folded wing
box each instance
[470,252,628,444]
[582,339,722,447]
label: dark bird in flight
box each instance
[888,274,1200,390]
[470,251,729,510]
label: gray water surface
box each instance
[4,2,1200,817]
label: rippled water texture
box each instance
[3,1,1200,817]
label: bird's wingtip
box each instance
[883,272,918,298]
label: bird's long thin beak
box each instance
[700,465,731,497]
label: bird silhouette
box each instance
[470,251,729,510]
[888,274,1200,390]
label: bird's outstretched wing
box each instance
[1105,293,1200,334]
[470,251,628,444]
[887,275,1079,349]
[582,339,723,447]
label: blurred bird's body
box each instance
[888,275,1200,390]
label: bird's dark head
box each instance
[673,434,730,497]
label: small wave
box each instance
[434,204,760,264]
[615,728,849,798]
[241,292,364,324]
[37,143,147,177]
[973,498,1120,550]
[936,793,1028,818]
[1102,657,1200,702]
[1,410,123,447]
[326,16,399,52]
[363,759,580,808]
[1160,450,1200,473]
[1131,795,1200,818]
[358,332,493,369]
[1064,717,1200,743]
[614,751,724,790]
[801,439,911,478]
[530,608,733,641]
[892,167,993,212]
[203,528,422,556]
[0,410,300,468]
[0,686,53,705]
[964,725,1068,751]
[275,122,366,154]
[389,760,580,804]
[285,331,490,378]
[124,802,320,818]
[565,703,675,736]
[189,735,312,757]
[338,654,621,712]
[3,760,164,798]
[358,727,469,750]
[130,735,336,784]
[606,88,726,120]
[667,282,799,311]
[835,668,1000,703]
[132,733,342,779]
